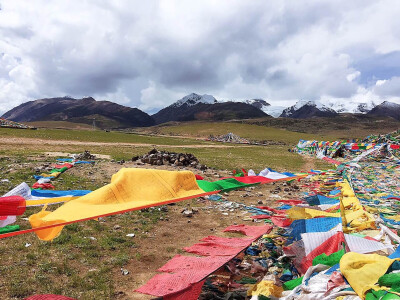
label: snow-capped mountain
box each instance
[280,100,337,118]
[324,100,377,114]
[243,99,285,117]
[152,93,268,124]
[367,101,400,120]
[172,93,217,107]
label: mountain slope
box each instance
[367,101,400,120]
[152,93,269,124]
[280,100,337,118]
[2,97,155,128]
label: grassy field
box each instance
[0,127,214,146]
[0,124,333,172]
[27,121,94,130]
[143,121,339,144]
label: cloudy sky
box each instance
[1,0,400,114]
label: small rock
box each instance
[121,268,129,275]
[182,209,193,217]
[113,225,121,230]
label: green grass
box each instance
[0,127,214,145]
[0,202,167,299]
[162,145,306,172]
[151,122,339,144]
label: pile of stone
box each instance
[132,149,207,170]
[208,132,285,146]
[208,132,250,144]
[72,150,96,160]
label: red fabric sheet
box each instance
[223,224,273,237]
[250,215,292,227]
[135,271,206,297]
[199,235,254,247]
[322,157,342,165]
[234,176,273,184]
[183,242,244,256]
[271,216,293,227]
[32,183,55,190]
[0,196,26,216]
[137,225,272,298]
[158,255,228,273]
[277,199,304,205]
[299,232,345,274]
[53,163,73,169]
[163,280,206,300]
[251,214,271,220]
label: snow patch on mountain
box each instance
[242,99,284,117]
[324,100,377,114]
[379,101,400,108]
[280,100,336,117]
[281,99,378,117]
[262,106,286,117]
[173,93,217,107]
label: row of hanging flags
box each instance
[0,158,306,240]
[297,139,400,152]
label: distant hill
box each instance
[367,101,400,121]
[2,96,155,129]
[152,93,269,124]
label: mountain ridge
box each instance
[152,93,269,124]
[2,96,155,129]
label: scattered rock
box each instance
[73,150,96,160]
[131,148,207,169]
[182,209,193,217]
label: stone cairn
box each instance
[132,149,207,170]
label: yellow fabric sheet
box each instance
[29,168,206,241]
[26,196,78,207]
[247,280,283,298]
[287,206,340,220]
[340,252,397,298]
[337,180,375,232]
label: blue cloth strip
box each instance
[31,189,91,198]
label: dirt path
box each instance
[0,137,243,149]
[302,155,316,171]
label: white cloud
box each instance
[1,0,400,115]
[374,76,400,97]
